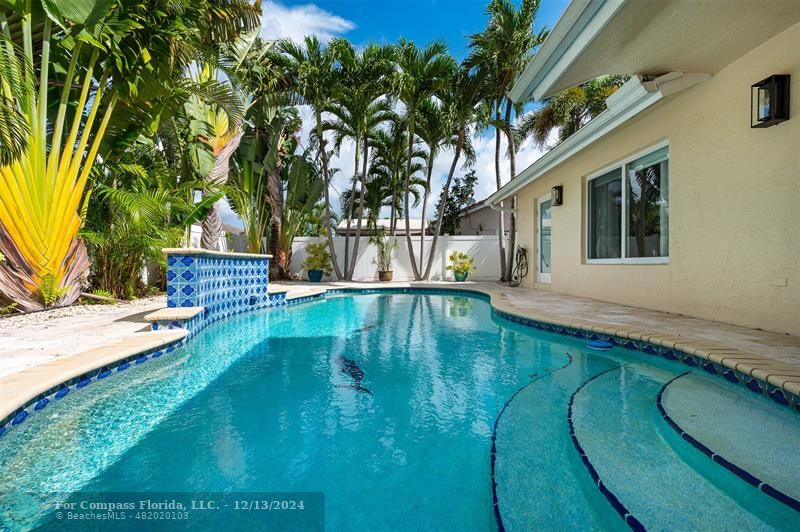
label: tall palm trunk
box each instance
[424,129,464,279]
[202,129,243,250]
[343,143,360,276]
[316,112,343,279]
[266,168,283,278]
[389,182,397,236]
[348,136,370,279]
[504,98,517,282]
[494,100,507,280]
[418,149,435,278]
[404,119,422,280]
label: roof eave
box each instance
[510,0,627,102]
[490,73,709,206]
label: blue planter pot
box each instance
[453,271,469,282]
[308,269,324,282]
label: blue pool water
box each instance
[0,293,798,530]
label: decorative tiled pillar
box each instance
[163,249,271,325]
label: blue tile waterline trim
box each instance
[3,286,797,443]
[656,373,800,514]
[490,353,574,532]
[567,364,646,531]
[288,287,799,411]
[0,337,186,438]
[483,306,798,412]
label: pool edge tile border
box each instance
[1,285,797,440]
[656,372,800,514]
[0,330,187,438]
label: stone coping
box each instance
[413,283,800,397]
[144,307,204,322]
[2,282,797,438]
[282,282,800,399]
[286,287,327,300]
[162,248,272,260]
[0,330,187,425]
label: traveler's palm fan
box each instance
[0,0,121,310]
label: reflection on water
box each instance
[447,296,475,318]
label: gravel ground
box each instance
[0,296,166,379]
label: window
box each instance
[588,168,622,259]
[586,144,669,263]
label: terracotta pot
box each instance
[378,270,393,282]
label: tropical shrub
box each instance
[0,0,259,310]
[82,144,220,298]
[279,151,325,276]
[39,274,70,308]
[447,251,476,274]
[302,242,333,275]
[369,231,399,271]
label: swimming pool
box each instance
[0,292,798,530]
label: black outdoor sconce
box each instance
[751,75,790,128]
[551,185,563,206]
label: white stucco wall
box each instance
[290,235,504,282]
[458,205,511,236]
[512,20,800,335]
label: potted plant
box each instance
[302,241,332,282]
[369,230,399,281]
[447,251,475,282]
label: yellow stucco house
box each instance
[488,0,800,336]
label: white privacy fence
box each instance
[290,235,504,281]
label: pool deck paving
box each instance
[1,281,799,421]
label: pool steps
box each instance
[566,362,796,529]
[657,373,800,513]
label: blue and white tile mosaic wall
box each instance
[166,251,271,324]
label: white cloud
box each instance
[261,1,356,43]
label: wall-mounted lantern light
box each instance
[551,185,563,206]
[751,75,790,128]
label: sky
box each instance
[222,0,569,225]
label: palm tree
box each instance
[424,67,486,279]
[342,154,427,233]
[369,119,428,235]
[415,98,453,277]
[392,39,455,280]
[517,76,627,147]
[324,95,394,278]
[324,40,394,280]
[229,105,301,258]
[183,68,246,250]
[279,36,344,279]
[468,0,547,281]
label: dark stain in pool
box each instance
[336,356,372,394]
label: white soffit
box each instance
[511,0,800,102]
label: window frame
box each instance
[584,140,670,265]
